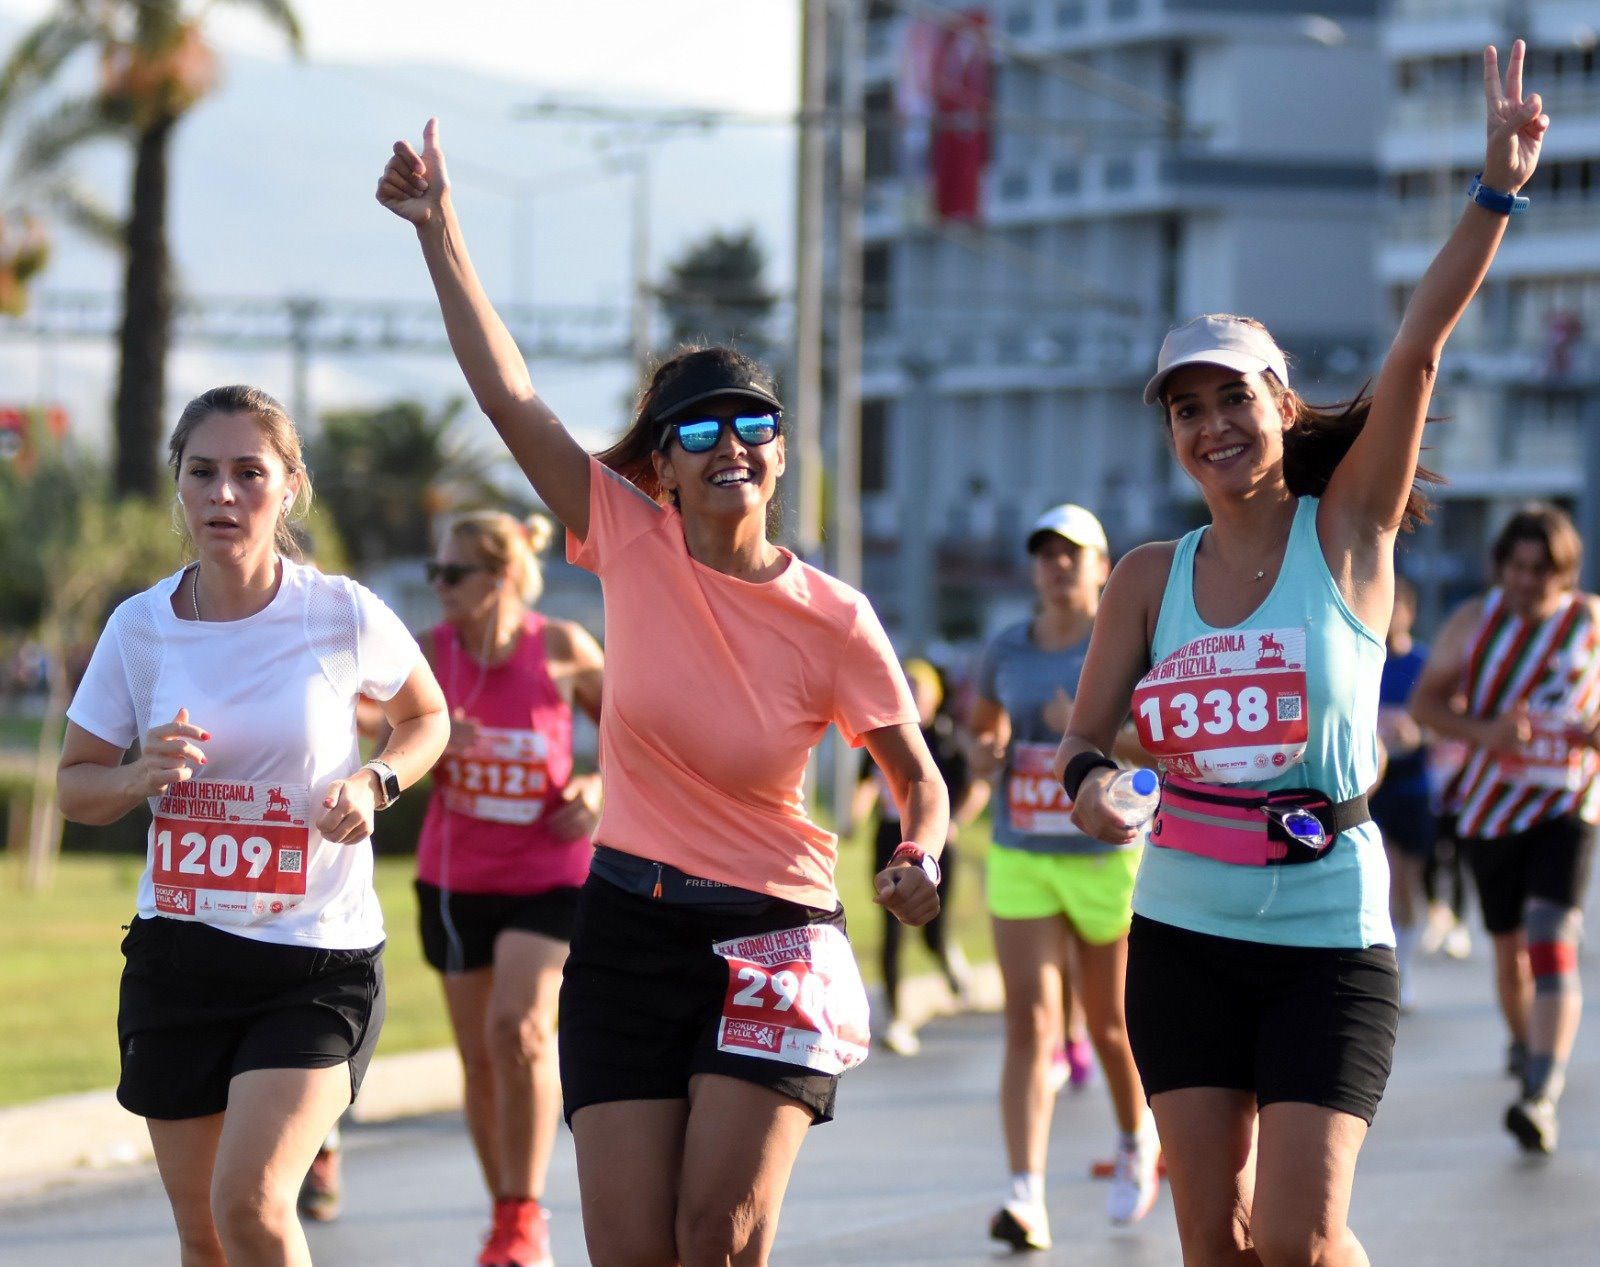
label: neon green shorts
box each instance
[986,843,1141,945]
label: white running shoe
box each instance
[1107,1117,1161,1226]
[1442,923,1472,960]
[1045,1043,1070,1094]
[989,1201,1051,1251]
[880,1019,921,1056]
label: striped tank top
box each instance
[1454,589,1600,839]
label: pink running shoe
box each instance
[1066,1036,1095,1090]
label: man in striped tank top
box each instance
[1412,505,1598,1153]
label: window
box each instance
[999,170,1031,201]
[1054,0,1084,26]
[861,400,890,495]
[1104,158,1135,190]
[1004,3,1034,36]
[1051,163,1081,195]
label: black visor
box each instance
[649,357,783,426]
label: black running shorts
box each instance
[1371,786,1437,860]
[117,916,385,1120]
[558,872,847,1126]
[1464,814,1596,935]
[1125,914,1399,1124]
[415,879,581,974]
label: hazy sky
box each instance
[0,0,801,114]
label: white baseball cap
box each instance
[1142,314,1290,406]
[1027,504,1108,555]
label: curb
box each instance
[0,963,1002,1199]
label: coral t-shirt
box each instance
[568,457,916,909]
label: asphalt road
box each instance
[3,928,1597,1266]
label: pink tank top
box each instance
[416,612,590,895]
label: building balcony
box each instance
[1381,198,1600,279]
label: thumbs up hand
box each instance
[377,117,450,227]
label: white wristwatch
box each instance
[362,760,401,810]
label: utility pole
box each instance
[790,0,828,560]
[833,0,866,592]
[627,153,653,375]
[831,0,868,820]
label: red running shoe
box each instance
[297,1147,341,1223]
[478,1197,553,1267]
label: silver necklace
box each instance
[191,567,203,622]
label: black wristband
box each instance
[1061,752,1118,801]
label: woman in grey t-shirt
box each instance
[970,505,1157,1249]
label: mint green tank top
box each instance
[1131,497,1395,948]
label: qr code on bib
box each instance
[1275,695,1303,723]
[279,849,303,875]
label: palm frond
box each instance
[220,0,306,55]
[15,96,122,177]
[0,13,104,123]
[43,176,126,250]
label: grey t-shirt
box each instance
[975,620,1121,856]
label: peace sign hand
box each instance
[1482,41,1548,194]
[377,117,450,227]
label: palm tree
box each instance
[311,398,508,568]
[0,1,304,499]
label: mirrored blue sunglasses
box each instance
[660,413,781,454]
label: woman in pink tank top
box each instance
[415,510,604,1267]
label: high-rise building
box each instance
[848,0,1384,645]
[1380,0,1600,616]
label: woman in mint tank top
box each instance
[1055,43,1548,1267]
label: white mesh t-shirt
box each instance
[68,558,421,949]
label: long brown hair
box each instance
[596,344,779,505]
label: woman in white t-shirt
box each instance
[58,385,449,1267]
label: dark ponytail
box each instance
[1268,378,1440,532]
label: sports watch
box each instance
[1467,173,1529,215]
[889,842,942,887]
[362,760,401,810]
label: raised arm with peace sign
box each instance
[1481,39,1549,195]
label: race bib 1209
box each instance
[150,780,311,921]
[1132,628,1310,784]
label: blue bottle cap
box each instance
[1129,768,1159,797]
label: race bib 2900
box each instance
[713,923,871,1076]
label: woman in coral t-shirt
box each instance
[380,120,949,1267]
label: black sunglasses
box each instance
[426,562,489,586]
[659,413,781,454]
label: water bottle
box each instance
[1103,767,1161,827]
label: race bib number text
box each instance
[440,727,551,825]
[714,923,871,1076]
[1132,628,1309,784]
[150,780,311,920]
[1007,742,1078,835]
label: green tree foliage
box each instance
[658,228,777,358]
[0,1,304,498]
[309,398,504,568]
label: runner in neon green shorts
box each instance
[987,846,1141,944]
[970,505,1156,1250]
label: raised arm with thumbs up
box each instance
[378,118,593,539]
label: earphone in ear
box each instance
[282,492,294,512]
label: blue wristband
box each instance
[1468,173,1529,215]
